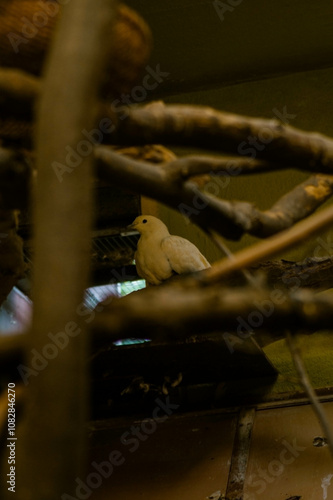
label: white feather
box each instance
[131,215,210,285]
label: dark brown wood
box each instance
[0,209,25,307]
[12,1,117,499]
[251,257,333,291]
[92,281,333,345]
[0,148,31,209]
[0,69,39,119]
[1,144,333,241]
[204,204,333,284]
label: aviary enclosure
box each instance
[0,1,333,499]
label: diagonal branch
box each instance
[96,146,333,239]
[203,204,333,283]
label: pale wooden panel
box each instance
[244,402,333,500]
[89,412,236,500]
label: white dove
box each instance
[130,215,211,285]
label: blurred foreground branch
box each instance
[93,283,333,345]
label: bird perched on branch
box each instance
[130,215,210,285]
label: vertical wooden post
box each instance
[10,1,117,498]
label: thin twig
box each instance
[96,147,333,239]
[208,229,259,288]
[286,330,333,460]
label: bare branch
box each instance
[203,204,333,283]
[96,147,333,239]
[110,102,333,175]
[95,145,246,239]
[259,174,333,236]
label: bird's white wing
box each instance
[161,235,210,274]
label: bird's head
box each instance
[129,215,170,237]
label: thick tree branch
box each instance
[93,284,333,343]
[96,147,333,239]
[110,102,333,173]
[95,146,246,239]
[204,204,333,283]
[250,257,333,291]
[0,143,331,241]
[2,252,333,370]
[259,174,333,236]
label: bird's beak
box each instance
[120,222,137,237]
[126,220,139,233]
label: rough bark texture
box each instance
[96,146,333,239]
[110,102,333,173]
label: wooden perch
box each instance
[92,205,333,347]
[1,255,333,368]
[204,203,333,283]
[250,257,333,291]
[93,282,333,343]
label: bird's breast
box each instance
[135,237,173,284]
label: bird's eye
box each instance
[142,219,147,224]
